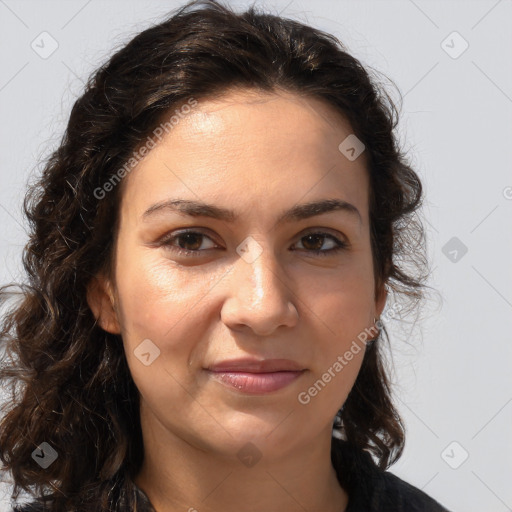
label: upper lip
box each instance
[206,358,306,373]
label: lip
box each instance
[206,358,306,373]
[204,358,307,394]
[206,370,305,394]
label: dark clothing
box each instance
[330,437,452,511]
[13,437,452,511]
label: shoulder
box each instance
[366,469,452,512]
[331,438,452,512]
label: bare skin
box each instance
[87,88,387,512]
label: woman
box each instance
[0,0,451,510]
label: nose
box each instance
[220,240,299,336]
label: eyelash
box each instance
[158,229,348,257]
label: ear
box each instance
[86,273,121,335]
[375,281,388,319]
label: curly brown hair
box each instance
[0,0,431,510]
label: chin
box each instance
[220,420,301,450]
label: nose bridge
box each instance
[221,236,298,333]
[236,236,285,305]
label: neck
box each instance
[133,404,349,512]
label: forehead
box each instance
[118,88,370,227]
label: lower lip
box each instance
[206,370,305,393]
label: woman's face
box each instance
[88,88,386,461]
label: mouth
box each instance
[204,369,306,394]
[204,357,307,394]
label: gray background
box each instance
[1,1,511,511]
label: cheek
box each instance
[114,248,225,359]
[113,256,212,406]
[298,286,368,412]
[303,263,374,388]
[308,267,375,336]
[297,344,365,420]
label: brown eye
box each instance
[293,232,347,256]
[160,230,218,256]
[176,232,204,251]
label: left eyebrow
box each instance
[142,198,362,226]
